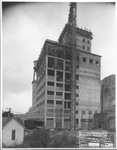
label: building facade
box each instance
[26,3,101,129]
[101,75,115,130]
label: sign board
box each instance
[79,130,115,148]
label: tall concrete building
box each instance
[27,3,101,129]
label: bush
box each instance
[24,128,50,148]
[49,130,77,148]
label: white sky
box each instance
[2,2,116,113]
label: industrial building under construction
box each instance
[26,2,101,129]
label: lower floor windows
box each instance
[47,90,54,95]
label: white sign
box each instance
[88,143,99,147]
[105,143,113,147]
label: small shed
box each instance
[2,117,25,147]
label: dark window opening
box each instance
[56,92,63,96]
[82,39,85,42]
[76,75,79,80]
[65,84,71,91]
[47,100,54,104]
[66,51,71,60]
[56,83,63,87]
[87,40,90,44]
[96,61,99,66]
[83,57,86,62]
[76,102,79,105]
[65,66,71,71]
[47,90,54,95]
[65,61,71,65]
[65,73,71,82]
[48,47,55,56]
[48,57,55,68]
[77,65,79,68]
[76,85,79,89]
[76,110,78,114]
[48,69,54,76]
[57,50,64,58]
[12,130,15,140]
[87,47,90,51]
[57,71,63,82]
[76,94,79,97]
[56,101,62,105]
[47,81,54,86]
[89,59,93,64]
[64,101,71,108]
[82,45,85,49]
[76,119,78,124]
[57,59,63,70]
[65,93,71,100]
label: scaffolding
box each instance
[66,2,77,129]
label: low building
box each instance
[2,117,25,147]
[93,75,115,131]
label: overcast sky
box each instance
[2,2,116,113]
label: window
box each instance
[65,84,71,91]
[76,94,79,97]
[57,50,64,58]
[82,111,85,114]
[96,61,99,66]
[87,40,90,44]
[76,75,79,80]
[82,45,85,49]
[48,69,54,76]
[11,130,15,140]
[82,39,85,42]
[56,101,62,105]
[89,59,93,64]
[76,119,78,124]
[77,65,79,68]
[57,71,63,82]
[76,102,79,105]
[76,85,79,89]
[47,90,54,95]
[76,110,78,114]
[57,59,63,70]
[56,83,63,87]
[65,66,71,71]
[66,51,71,60]
[65,73,71,82]
[65,61,71,65]
[56,92,63,96]
[64,101,71,108]
[83,57,86,62]
[47,100,54,104]
[87,47,90,51]
[65,93,71,100]
[47,109,54,113]
[47,81,54,86]
[48,57,55,68]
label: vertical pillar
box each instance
[44,56,48,128]
[54,67,56,128]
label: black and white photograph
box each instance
[1,1,116,148]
